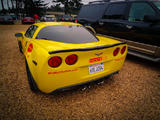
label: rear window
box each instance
[36,25,98,44]
[78,4,107,21]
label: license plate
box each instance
[89,63,104,74]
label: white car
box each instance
[41,15,56,22]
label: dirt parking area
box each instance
[0,25,160,120]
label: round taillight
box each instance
[27,43,33,52]
[48,56,62,68]
[65,54,78,65]
[113,47,120,56]
[121,46,126,54]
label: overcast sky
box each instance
[45,0,97,5]
[45,0,97,6]
[0,0,96,10]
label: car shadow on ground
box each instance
[39,75,116,98]
[126,54,160,72]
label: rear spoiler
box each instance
[48,42,126,54]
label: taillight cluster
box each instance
[48,56,62,68]
[113,46,127,56]
[48,54,78,68]
[65,54,78,65]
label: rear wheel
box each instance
[25,60,39,92]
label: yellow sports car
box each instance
[15,22,127,94]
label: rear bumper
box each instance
[22,21,35,24]
[53,71,119,93]
[37,59,125,94]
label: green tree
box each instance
[48,4,63,12]
[10,0,15,10]
[24,0,47,17]
[7,0,11,12]
[1,0,5,12]
[52,0,82,14]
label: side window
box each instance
[128,2,156,22]
[25,25,38,38]
[103,3,127,20]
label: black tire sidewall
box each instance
[25,59,39,92]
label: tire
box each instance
[25,60,39,92]
[18,41,23,53]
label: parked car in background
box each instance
[78,0,160,62]
[61,15,73,22]
[56,15,63,22]
[15,22,127,94]
[0,15,14,24]
[40,15,56,22]
[10,13,17,20]
[22,17,35,24]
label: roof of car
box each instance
[34,22,81,27]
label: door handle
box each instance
[126,25,133,29]
[99,21,104,26]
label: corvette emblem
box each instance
[95,52,103,56]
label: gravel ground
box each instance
[0,25,160,120]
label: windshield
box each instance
[36,25,98,44]
[153,1,160,10]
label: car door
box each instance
[96,2,130,39]
[123,1,160,56]
[97,1,160,57]
[22,25,38,52]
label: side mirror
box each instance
[144,15,160,23]
[15,33,23,37]
[85,26,96,36]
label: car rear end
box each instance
[30,37,127,93]
[61,15,72,22]
[25,23,127,93]
[38,43,127,93]
[22,17,35,24]
[45,17,55,22]
[0,15,14,24]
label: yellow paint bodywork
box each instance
[16,22,127,93]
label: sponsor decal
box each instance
[89,57,102,63]
[48,68,78,75]
[115,56,125,61]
